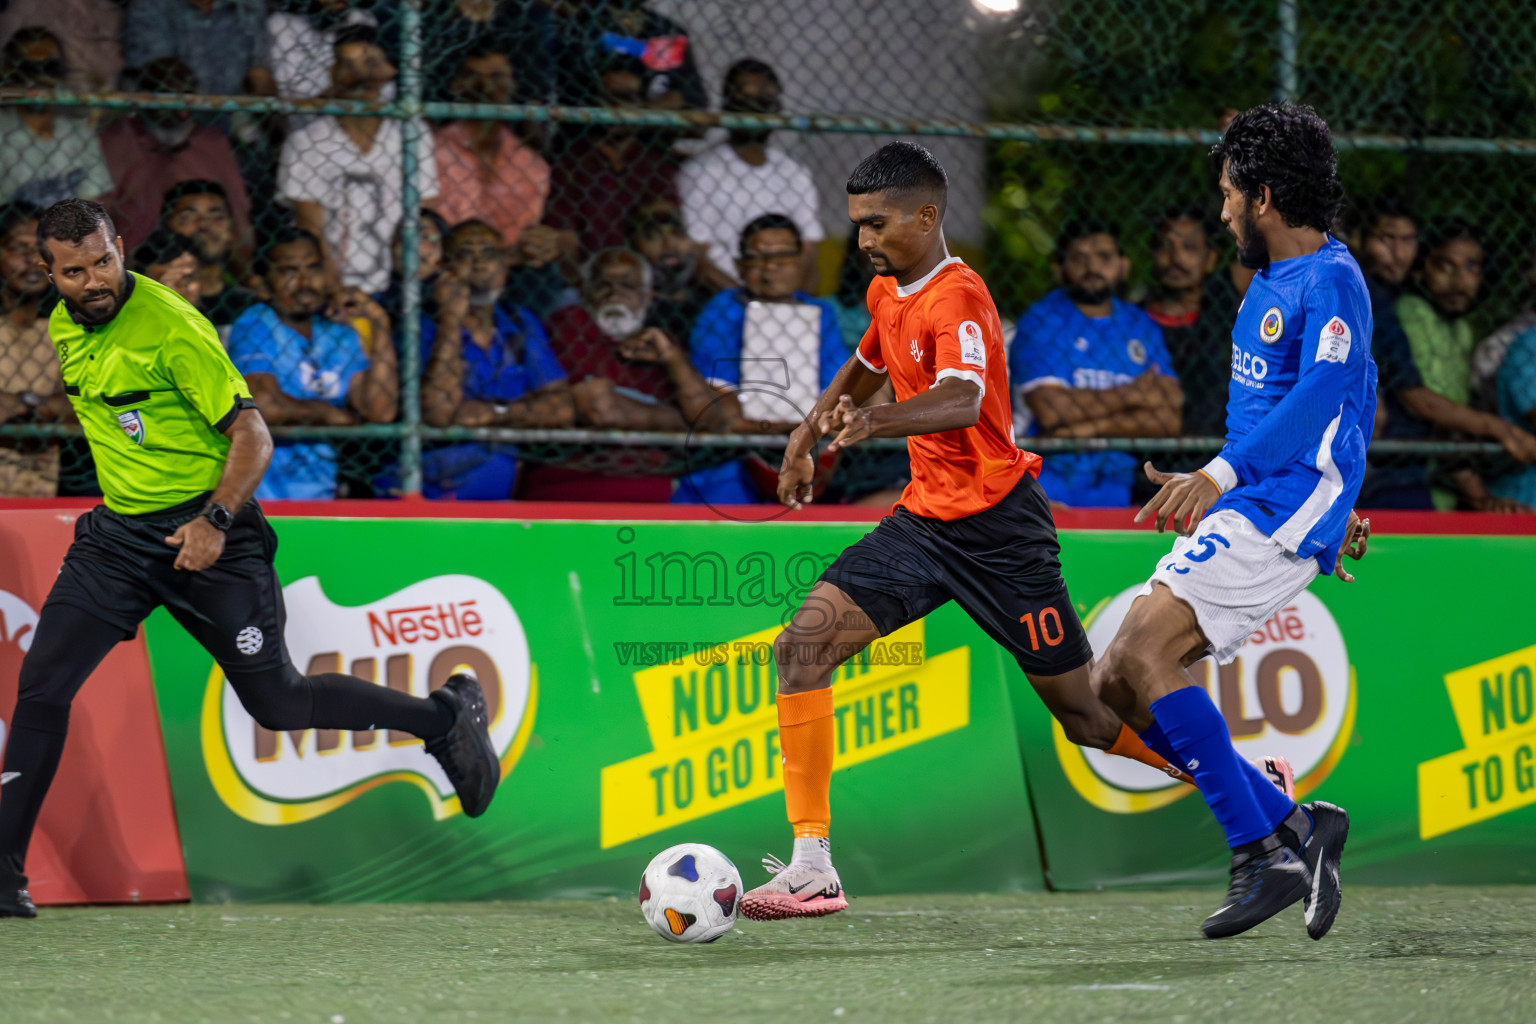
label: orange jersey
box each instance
[856,257,1040,520]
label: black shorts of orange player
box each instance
[776,471,1122,749]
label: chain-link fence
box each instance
[0,0,1532,511]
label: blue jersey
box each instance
[1011,289,1176,506]
[226,303,371,500]
[1204,237,1377,572]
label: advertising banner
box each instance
[145,519,1044,902]
[1013,530,1536,889]
[0,510,188,906]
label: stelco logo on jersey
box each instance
[201,574,537,825]
[1057,587,1354,814]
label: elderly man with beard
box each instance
[1011,219,1183,507]
[225,227,398,499]
[1395,220,1536,511]
[419,219,571,500]
[100,59,251,255]
[522,245,730,501]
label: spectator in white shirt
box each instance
[267,0,378,103]
[677,58,823,293]
[277,24,438,294]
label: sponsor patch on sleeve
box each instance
[958,320,985,367]
[1316,316,1352,364]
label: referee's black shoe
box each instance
[1202,834,1311,939]
[425,672,501,818]
[0,871,37,919]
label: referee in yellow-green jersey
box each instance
[0,200,500,919]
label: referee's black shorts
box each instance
[819,472,1094,677]
[44,494,292,675]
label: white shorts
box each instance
[1137,509,1321,664]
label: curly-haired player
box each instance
[1092,104,1375,940]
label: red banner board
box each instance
[0,510,188,905]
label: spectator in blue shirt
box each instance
[227,227,399,499]
[1491,326,1536,510]
[674,213,846,505]
[421,218,572,499]
[1011,219,1183,507]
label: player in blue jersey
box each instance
[1092,104,1374,941]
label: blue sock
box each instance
[1151,687,1277,848]
[1137,720,1190,775]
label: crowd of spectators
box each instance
[0,0,1533,511]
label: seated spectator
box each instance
[374,208,449,328]
[1142,208,1237,439]
[1491,325,1536,510]
[1395,221,1536,511]
[0,0,122,94]
[412,0,551,104]
[830,232,876,349]
[1011,219,1182,507]
[524,246,727,501]
[100,58,251,253]
[551,0,705,109]
[1472,242,1536,412]
[677,59,822,292]
[1351,198,1435,508]
[161,179,256,332]
[0,28,113,207]
[420,219,572,499]
[279,25,439,294]
[432,41,579,298]
[546,56,679,256]
[0,200,67,496]
[226,227,399,500]
[131,227,201,306]
[674,214,847,505]
[267,0,376,103]
[121,0,275,98]
[631,200,713,342]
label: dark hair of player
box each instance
[725,58,779,94]
[739,212,801,257]
[132,227,198,272]
[36,199,116,266]
[254,225,323,276]
[333,24,380,50]
[160,179,229,220]
[0,200,41,242]
[846,142,948,216]
[1210,103,1343,234]
[1055,217,1121,258]
[1151,206,1216,247]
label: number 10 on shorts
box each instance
[1018,608,1066,651]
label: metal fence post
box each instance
[397,0,424,496]
[1276,0,1299,103]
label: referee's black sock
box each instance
[0,701,71,882]
[308,673,454,738]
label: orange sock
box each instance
[777,688,835,838]
[1107,723,1195,785]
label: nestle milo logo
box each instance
[202,575,537,825]
[1060,587,1354,814]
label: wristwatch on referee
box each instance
[202,503,234,532]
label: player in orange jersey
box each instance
[737,142,1197,921]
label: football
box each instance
[638,843,742,943]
